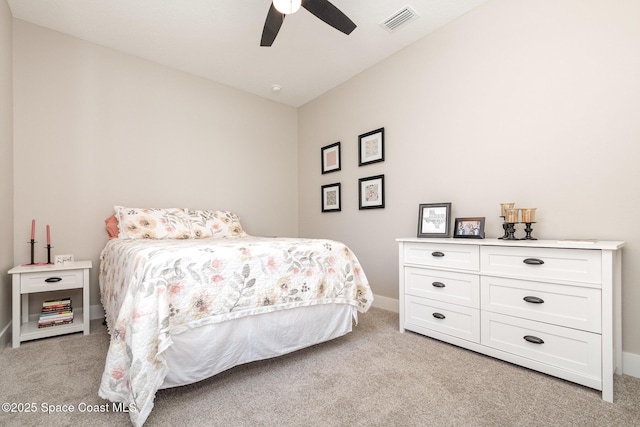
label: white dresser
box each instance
[397,238,624,402]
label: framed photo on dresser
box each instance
[417,203,451,237]
[453,217,485,239]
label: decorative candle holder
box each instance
[28,239,36,265]
[522,222,537,240]
[498,216,510,239]
[46,244,53,264]
[503,222,520,240]
[499,203,516,240]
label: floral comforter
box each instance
[98,236,372,426]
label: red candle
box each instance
[46,225,51,245]
[31,219,35,240]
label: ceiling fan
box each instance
[260,0,357,47]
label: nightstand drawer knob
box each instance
[524,335,544,344]
[523,258,544,265]
[432,281,446,288]
[431,251,445,257]
[523,296,544,304]
[44,277,62,283]
[432,312,446,320]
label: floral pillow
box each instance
[115,206,193,239]
[188,210,247,238]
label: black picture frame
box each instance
[321,142,341,174]
[358,128,384,166]
[453,217,486,239]
[417,203,452,238]
[358,175,384,209]
[321,183,341,212]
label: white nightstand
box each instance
[8,260,92,348]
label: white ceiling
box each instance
[8,0,488,107]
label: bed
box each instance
[98,207,373,427]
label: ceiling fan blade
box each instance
[301,0,356,35]
[260,3,285,47]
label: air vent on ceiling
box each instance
[380,5,419,32]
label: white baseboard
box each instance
[623,351,640,378]
[0,320,11,352]
[90,303,105,320]
[371,294,398,312]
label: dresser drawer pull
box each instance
[432,312,446,320]
[432,281,446,288]
[523,335,544,344]
[523,258,545,265]
[431,251,445,257]
[44,277,62,283]
[523,296,544,304]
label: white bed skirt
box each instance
[161,303,357,389]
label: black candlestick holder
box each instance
[522,222,537,240]
[503,222,519,240]
[46,244,53,264]
[28,239,36,264]
[498,216,510,239]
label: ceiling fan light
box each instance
[273,0,301,15]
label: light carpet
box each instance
[1,308,639,426]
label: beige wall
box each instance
[0,0,14,349]
[6,0,640,366]
[12,20,299,308]
[298,0,640,356]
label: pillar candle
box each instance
[31,219,35,240]
[500,203,515,217]
[521,208,536,222]
[507,208,519,223]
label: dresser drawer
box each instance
[405,267,480,308]
[405,295,480,343]
[404,242,479,271]
[482,312,601,380]
[20,269,84,293]
[480,246,602,284]
[481,276,601,332]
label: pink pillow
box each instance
[105,215,119,239]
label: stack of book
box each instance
[38,297,73,328]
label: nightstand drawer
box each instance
[482,312,601,381]
[481,276,601,332]
[405,295,480,343]
[405,267,479,308]
[20,270,84,293]
[404,242,479,271]
[480,246,602,284]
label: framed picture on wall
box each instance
[417,203,452,237]
[321,142,341,174]
[453,217,485,239]
[358,175,385,209]
[358,128,384,166]
[321,183,341,212]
